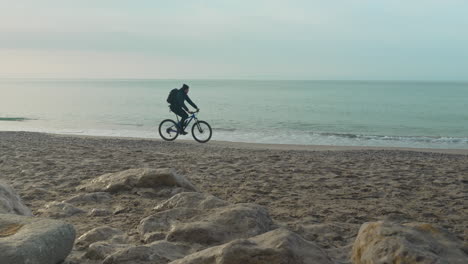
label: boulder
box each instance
[76,226,129,250]
[169,228,333,264]
[79,168,198,193]
[65,192,112,204]
[103,241,192,264]
[352,221,468,264]
[0,213,75,264]
[154,192,229,212]
[38,201,85,218]
[0,182,32,216]
[139,203,274,246]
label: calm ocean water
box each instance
[1,79,467,149]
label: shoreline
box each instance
[42,131,468,155]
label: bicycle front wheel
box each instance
[192,120,212,143]
[159,119,179,141]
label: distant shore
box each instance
[0,131,466,263]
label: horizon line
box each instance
[1,77,467,83]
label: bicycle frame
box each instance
[168,111,201,134]
[174,112,197,128]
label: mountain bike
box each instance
[158,109,212,143]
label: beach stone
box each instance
[65,192,112,204]
[0,182,32,216]
[76,226,129,250]
[139,203,274,246]
[38,201,85,218]
[88,208,112,217]
[154,192,229,212]
[352,221,468,264]
[103,240,192,264]
[84,241,130,260]
[170,228,333,264]
[0,213,75,264]
[79,168,198,193]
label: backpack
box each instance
[167,88,178,104]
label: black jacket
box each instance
[174,88,198,111]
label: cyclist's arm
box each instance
[185,94,198,109]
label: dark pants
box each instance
[170,105,188,131]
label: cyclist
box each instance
[170,84,199,135]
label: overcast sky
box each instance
[1,0,467,80]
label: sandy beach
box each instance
[0,131,467,263]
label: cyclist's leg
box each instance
[172,107,188,132]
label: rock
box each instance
[113,206,127,215]
[142,232,167,244]
[65,192,112,204]
[169,228,333,264]
[79,168,198,193]
[0,213,75,264]
[139,208,202,242]
[0,182,32,216]
[352,221,468,264]
[154,192,229,212]
[139,203,274,246]
[76,226,129,250]
[88,208,112,217]
[84,241,130,260]
[38,201,85,218]
[103,240,192,264]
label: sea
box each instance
[1,79,467,149]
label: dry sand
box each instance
[0,131,467,262]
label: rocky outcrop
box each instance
[0,182,32,216]
[0,213,75,264]
[352,221,468,264]
[169,228,333,264]
[139,203,274,246]
[79,168,198,193]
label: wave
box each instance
[0,117,31,122]
[311,132,468,144]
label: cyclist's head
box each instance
[182,84,189,94]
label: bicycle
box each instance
[158,108,212,143]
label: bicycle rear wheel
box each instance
[192,120,212,143]
[159,119,179,141]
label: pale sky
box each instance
[1,0,467,80]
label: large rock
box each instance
[154,192,229,212]
[102,240,192,264]
[0,182,32,216]
[79,168,198,193]
[169,228,333,264]
[0,213,75,264]
[139,203,274,246]
[38,201,85,218]
[352,221,468,264]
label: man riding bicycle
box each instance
[169,84,199,135]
